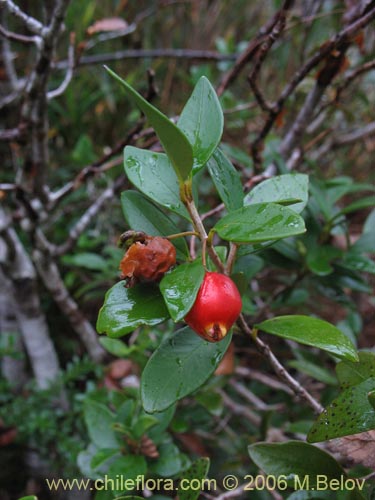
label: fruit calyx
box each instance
[119,232,176,287]
[184,271,242,342]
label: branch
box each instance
[47,32,75,100]
[217,0,294,96]
[0,22,40,44]
[54,48,237,69]
[50,184,116,256]
[251,6,375,170]
[0,127,22,141]
[0,208,61,389]
[235,366,294,395]
[334,121,375,145]
[1,0,44,35]
[32,247,106,363]
[237,315,324,414]
[313,121,375,159]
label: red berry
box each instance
[184,272,242,342]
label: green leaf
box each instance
[149,441,182,477]
[160,260,205,321]
[124,146,190,219]
[91,448,119,470]
[256,315,358,362]
[106,67,193,180]
[244,174,309,213]
[179,458,210,500]
[99,337,136,357]
[248,441,345,489]
[16,497,38,500]
[178,76,223,172]
[339,253,375,274]
[141,327,232,413]
[83,400,119,448]
[132,414,159,439]
[308,377,375,442]
[336,195,375,217]
[97,282,169,338]
[214,203,306,243]
[207,148,243,212]
[336,351,375,389]
[306,245,342,276]
[107,455,147,494]
[121,190,189,259]
[62,253,108,271]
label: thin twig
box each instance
[235,366,294,395]
[0,22,40,44]
[47,32,75,100]
[229,379,284,411]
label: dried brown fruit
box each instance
[119,234,176,286]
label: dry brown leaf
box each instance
[87,17,128,36]
[328,430,375,469]
[215,341,234,376]
[107,359,133,380]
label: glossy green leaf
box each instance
[83,400,119,448]
[160,260,205,321]
[121,190,189,259]
[178,76,223,172]
[256,315,358,362]
[308,377,375,442]
[124,146,190,219]
[207,148,243,212]
[244,174,308,213]
[141,327,232,413]
[16,497,38,500]
[97,282,169,338]
[106,67,193,180]
[336,351,375,389]
[248,441,345,489]
[179,458,210,500]
[214,203,306,243]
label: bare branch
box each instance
[51,184,116,256]
[0,22,40,44]
[217,0,294,97]
[54,48,237,69]
[33,247,106,363]
[235,366,294,395]
[229,379,284,411]
[47,32,75,100]
[0,127,22,141]
[0,208,61,389]
[252,5,375,171]
[1,0,44,35]
[237,315,324,414]
[334,121,375,145]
